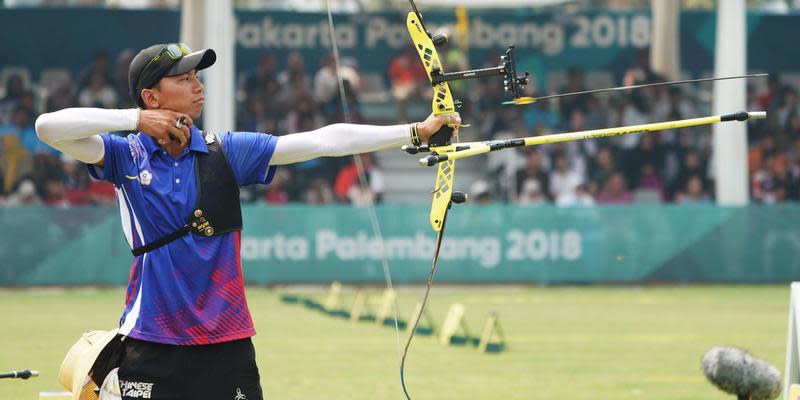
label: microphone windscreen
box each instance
[701,346,781,400]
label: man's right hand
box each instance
[138,109,193,150]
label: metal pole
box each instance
[712,0,749,205]
[202,0,235,132]
[651,0,681,80]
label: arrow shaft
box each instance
[505,73,769,105]
[534,73,768,102]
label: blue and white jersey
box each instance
[88,126,277,345]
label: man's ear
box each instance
[140,88,160,109]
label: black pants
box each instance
[117,337,263,400]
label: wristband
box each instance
[410,123,421,146]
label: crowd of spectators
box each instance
[0,46,798,207]
[478,60,800,206]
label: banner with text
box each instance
[2,205,799,286]
[1,9,797,90]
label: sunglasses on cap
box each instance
[134,43,192,95]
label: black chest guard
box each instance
[131,132,242,257]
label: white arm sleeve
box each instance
[270,123,411,165]
[35,108,139,164]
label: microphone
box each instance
[0,370,39,379]
[701,347,781,400]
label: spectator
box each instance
[788,109,800,136]
[515,151,550,202]
[388,45,428,122]
[670,151,707,201]
[751,155,773,204]
[334,153,384,204]
[470,179,492,204]
[549,152,583,204]
[86,178,116,206]
[521,98,559,133]
[518,179,547,205]
[304,177,335,204]
[78,51,111,89]
[652,87,696,124]
[112,49,135,104]
[748,136,777,175]
[0,133,33,194]
[622,48,665,86]
[623,134,664,185]
[239,96,277,134]
[5,179,41,206]
[42,178,70,207]
[280,91,331,196]
[583,96,608,130]
[275,52,311,114]
[758,74,783,111]
[78,70,118,108]
[277,52,309,89]
[675,175,711,204]
[589,146,616,189]
[47,80,79,113]
[60,155,90,205]
[1,106,40,153]
[0,74,26,123]
[636,163,665,199]
[558,67,590,122]
[770,149,793,196]
[29,151,63,196]
[18,90,37,115]
[653,86,698,147]
[557,183,595,207]
[314,53,360,123]
[313,54,339,109]
[616,92,651,149]
[264,169,290,204]
[777,87,799,131]
[237,54,281,131]
[596,172,634,204]
[242,53,278,99]
[284,91,323,133]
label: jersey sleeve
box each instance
[86,133,131,186]
[219,131,278,186]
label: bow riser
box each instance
[407,11,457,232]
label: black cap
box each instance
[128,43,216,107]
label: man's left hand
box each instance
[416,112,462,144]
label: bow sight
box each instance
[429,44,530,101]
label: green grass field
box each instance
[0,285,790,400]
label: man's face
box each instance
[150,69,205,119]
